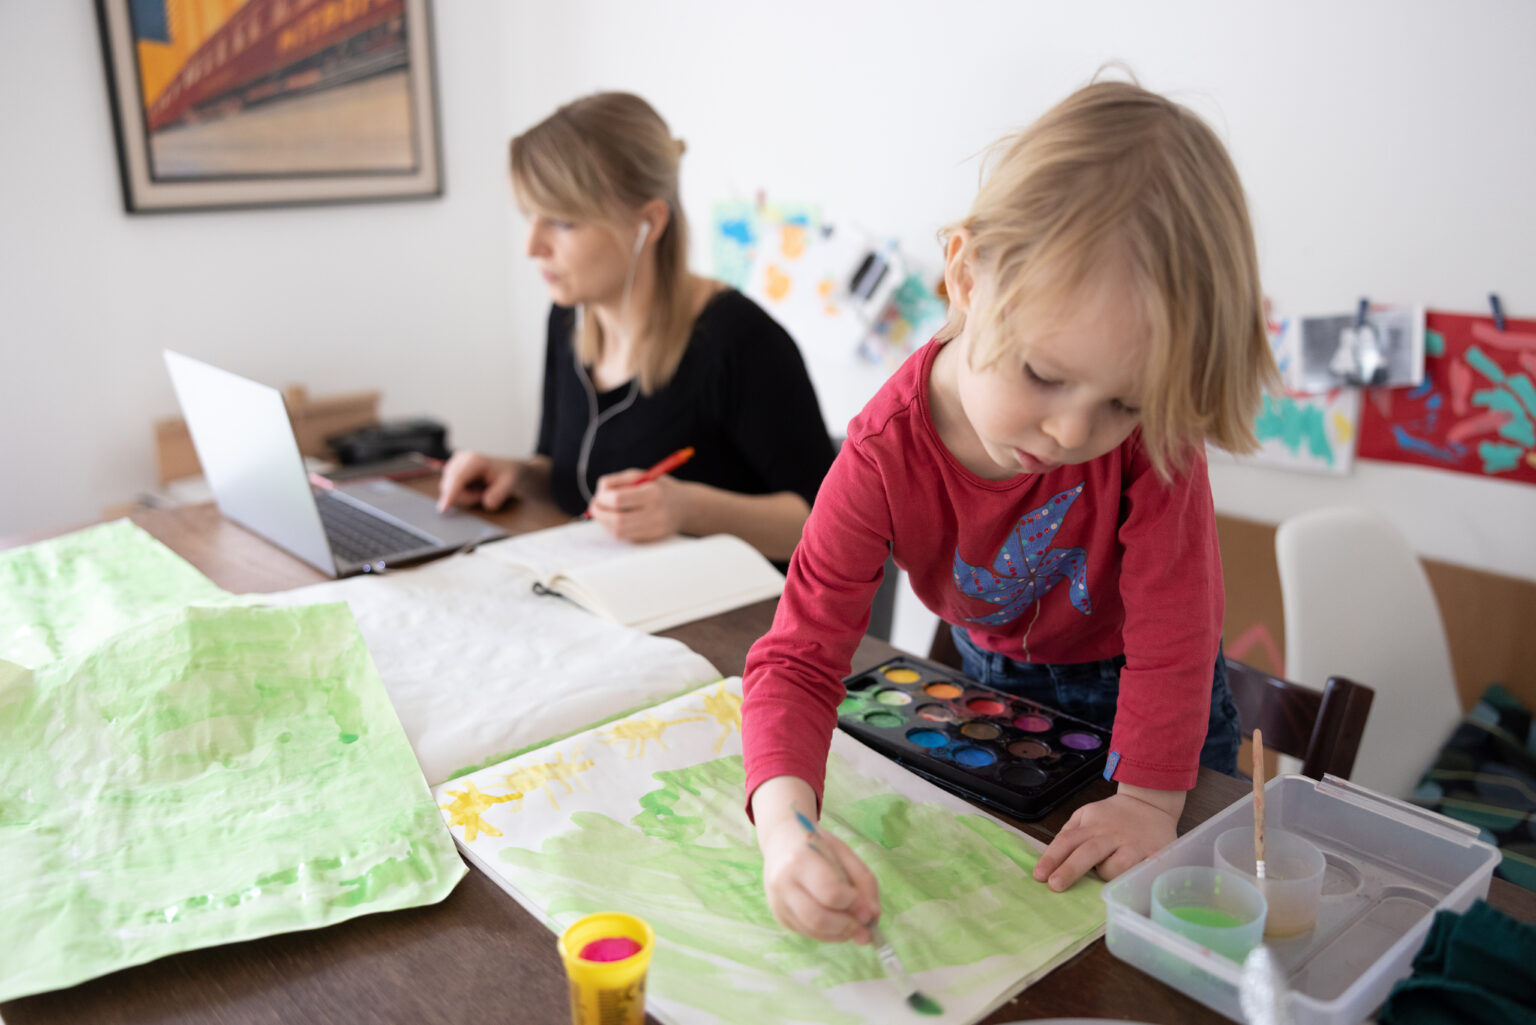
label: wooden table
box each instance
[4,497,1532,1025]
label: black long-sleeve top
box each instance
[535,289,837,519]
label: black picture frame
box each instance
[96,0,443,213]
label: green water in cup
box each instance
[1150,865,1268,962]
[1166,905,1246,929]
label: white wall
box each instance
[5,2,1534,599]
[0,1,538,536]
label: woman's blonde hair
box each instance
[510,92,692,394]
[938,78,1278,478]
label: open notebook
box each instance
[478,521,785,633]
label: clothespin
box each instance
[1354,297,1370,330]
[1489,293,1507,332]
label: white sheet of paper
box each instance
[256,550,720,784]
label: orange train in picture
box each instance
[139,0,407,134]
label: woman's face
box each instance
[524,213,631,308]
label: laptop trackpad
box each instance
[336,480,505,546]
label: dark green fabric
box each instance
[1409,683,1536,892]
[1377,900,1536,1024]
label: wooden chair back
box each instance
[1224,657,1374,781]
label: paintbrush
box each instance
[793,810,941,1015]
[1252,728,1267,881]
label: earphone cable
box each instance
[572,239,644,504]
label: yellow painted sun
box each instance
[689,682,744,753]
[439,781,522,842]
[498,749,596,810]
[598,713,708,759]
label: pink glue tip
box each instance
[579,936,642,962]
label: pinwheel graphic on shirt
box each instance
[953,483,1091,625]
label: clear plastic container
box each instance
[1102,775,1501,1025]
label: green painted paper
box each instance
[496,753,1104,1024]
[0,602,465,1002]
[0,520,233,669]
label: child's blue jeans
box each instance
[949,625,1242,779]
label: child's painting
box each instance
[725,200,934,435]
[435,678,1105,1025]
[97,0,442,211]
[1228,318,1361,475]
[1244,389,1361,474]
[0,519,232,668]
[1356,310,1536,485]
[0,601,465,1001]
[710,198,760,290]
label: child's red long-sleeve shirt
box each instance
[742,339,1223,810]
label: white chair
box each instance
[1275,506,1462,798]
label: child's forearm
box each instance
[750,775,819,837]
[1116,780,1186,821]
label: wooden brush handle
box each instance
[1252,729,1266,866]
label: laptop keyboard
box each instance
[314,489,436,566]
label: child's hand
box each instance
[587,470,685,542]
[752,776,880,944]
[1033,783,1185,890]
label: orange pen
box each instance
[582,446,695,518]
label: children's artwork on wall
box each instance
[1246,388,1361,474]
[1226,318,1361,475]
[0,601,465,1002]
[96,0,442,212]
[858,272,949,367]
[1289,306,1425,393]
[741,205,866,356]
[436,678,1106,1025]
[717,197,948,435]
[709,198,759,290]
[1356,310,1536,485]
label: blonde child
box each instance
[741,78,1277,944]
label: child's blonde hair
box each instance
[510,92,692,394]
[937,78,1277,478]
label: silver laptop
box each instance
[164,350,505,577]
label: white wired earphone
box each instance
[573,220,651,504]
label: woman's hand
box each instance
[751,777,880,944]
[1032,783,1184,890]
[586,469,688,542]
[437,451,521,512]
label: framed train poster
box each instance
[96,0,441,212]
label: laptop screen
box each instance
[163,350,337,575]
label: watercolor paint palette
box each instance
[836,656,1111,821]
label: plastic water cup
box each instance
[1150,865,1268,962]
[556,911,655,1025]
[1214,826,1327,938]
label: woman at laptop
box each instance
[437,92,836,562]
